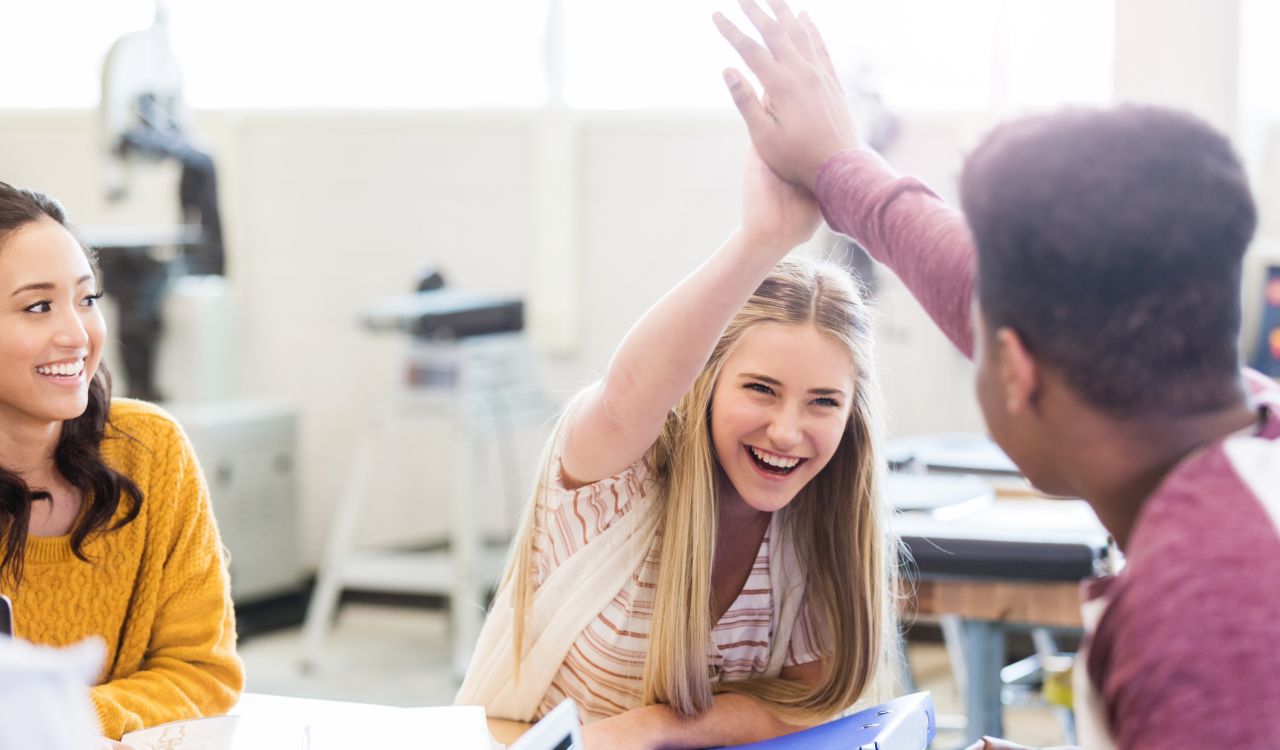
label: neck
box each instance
[0,410,63,487]
[1061,399,1258,550]
[714,467,771,530]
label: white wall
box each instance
[4,0,1277,566]
[0,108,992,566]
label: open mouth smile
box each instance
[745,445,807,476]
[35,358,86,380]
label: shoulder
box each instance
[1089,441,1280,746]
[105,398,186,445]
[101,399,195,478]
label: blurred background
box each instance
[2,0,1278,746]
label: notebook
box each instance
[710,692,935,750]
[508,699,583,750]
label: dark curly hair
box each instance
[960,106,1257,417]
[0,182,143,586]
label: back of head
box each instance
[960,105,1257,417]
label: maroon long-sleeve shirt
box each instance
[816,148,1280,749]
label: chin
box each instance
[1022,470,1075,499]
[732,477,809,513]
[47,397,91,423]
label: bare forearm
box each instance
[585,694,803,750]
[564,228,792,481]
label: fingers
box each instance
[736,0,796,61]
[764,0,811,57]
[799,11,839,80]
[714,12,777,82]
[722,68,772,132]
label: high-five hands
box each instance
[715,0,861,192]
[740,146,821,251]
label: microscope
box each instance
[97,3,225,402]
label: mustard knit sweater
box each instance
[1,399,244,739]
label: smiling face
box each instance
[0,218,105,428]
[710,321,857,514]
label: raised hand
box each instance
[740,146,821,252]
[715,0,860,192]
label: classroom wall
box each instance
[0,108,994,565]
[1,2,1276,568]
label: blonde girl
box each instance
[458,150,897,749]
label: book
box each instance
[710,692,936,750]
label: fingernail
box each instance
[723,70,738,87]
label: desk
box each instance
[119,693,491,749]
[488,718,532,745]
[911,579,1082,630]
[896,494,1107,747]
[236,694,536,749]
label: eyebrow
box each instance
[9,275,95,298]
[738,372,848,397]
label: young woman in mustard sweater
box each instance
[0,182,243,743]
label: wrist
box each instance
[807,145,860,193]
[734,227,794,254]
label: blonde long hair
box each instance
[506,258,899,724]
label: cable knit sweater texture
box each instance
[1,398,244,739]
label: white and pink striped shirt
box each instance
[531,457,823,723]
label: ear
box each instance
[993,327,1039,414]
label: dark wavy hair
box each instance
[0,182,143,586]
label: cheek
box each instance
[78,312,107,378]
[709,398,744,451]
[86,309,106,347]
[0,326,41,361]
[974,358,997,413]
[808,416,850,468]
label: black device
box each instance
[0,593,12,636]
[360,280,524,340]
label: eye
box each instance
[23,300,52,313]
[744,382,775,396]
[81,292,103,307]
[813,396,841,408]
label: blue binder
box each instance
[709,692,936,750]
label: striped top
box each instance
[532,455,823,723]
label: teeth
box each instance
[750,447,800,469]
[37,360,84,377]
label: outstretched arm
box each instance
[581,661,826,750]
[716,0,978,357]
[560,149,820,486]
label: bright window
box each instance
[564,0,1113,112]
[170,0,550,109]
[0,0,1112,112]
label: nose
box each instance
[765,406,803,453]
[52,303,90,349]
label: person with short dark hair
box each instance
[0,182,243,743]
[717,3,1280,749]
